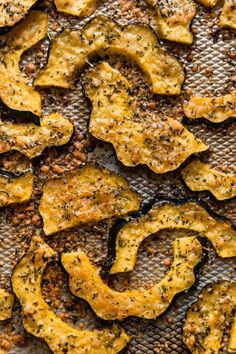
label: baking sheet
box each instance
[0,0,235,352]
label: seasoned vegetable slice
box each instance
[220,0,236,29]
[183,281,236,354]
[35,16,185,95]
[181,160,236,200]
[0,0,37,29]
[110,199,236,274]
[84,62,208,174]
[0,113,73,158]
[146,0,196,44]
[183,91,236,123]
[12,236,129,354]
[54,0,98,17]
[62,237,202,320]
[0,289,14,321]
[39,163,142,235]
[0,11,48,118]
[0,172,33,207]
[195,0,218,7]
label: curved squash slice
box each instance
[146,0,196,44]
[0,172,33,207]
[0,0,37,29]
[183,91,236,123]
[39,163,142,235]
[35,16,185,95]
[54,0,98,17]
[12,236,129,354]
[195,0,218,7]
[0,11,48,119]
[220,0,236,29]
[183,281,236,354]
[181,160,236,200]
[0,112,73,158]
[62,236,202,320]
[110,199,236,274]
[0,289,14,321]
[84,62,208,174]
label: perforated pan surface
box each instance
[0,0,235,352]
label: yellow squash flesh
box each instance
[62,237,202,320]
[183,281,236,354]
[220,0,236,29]
[84,62,208,174]
[147,0,196,44]
[12,236,129,354]
[0,289,14,321]
[39,163,142,235]
[0,11,48,116]
[54,0,98,17]
[0,113,73,158]
[181,160,236,200]
[35,16,184,95]
[183,91,236,123]
[0,0,37,28]
[110,201,236,274]
[0,172,33,207]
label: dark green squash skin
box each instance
[103,196,235,275]
[0,102,40,126]
[180,157,236,202]
[182,115,236,127]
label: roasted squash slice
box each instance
[0,11,48,119]
[183,281,236,354]
[0,0,37,29]
[220,0,236,29]
[146,0,196,44]
[39,163,142,235]
[0,289,14,321]
[54,0,98,17]
[0,172,33,207]
[0,112,73,158]
[12,236,129,354]
[84,62,208,174]
[195,0,218,7]
[62,236,202,320]
[183,91,236,123]
[181,160,236,200]
[110,199,236,274]
[35,16,185,95]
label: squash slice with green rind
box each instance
[146,0,196,44]
[35,15,185,95]
[183,91,236,123]
[110,199,236,274]
[0,11,48,119]
[12,236,129,354]
[84,62,208,174]
[0,113,73,158]
[39,163,142,235]
[181,160,236,200]
[62,236,202,320]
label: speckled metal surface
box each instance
[0,0,235,352]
